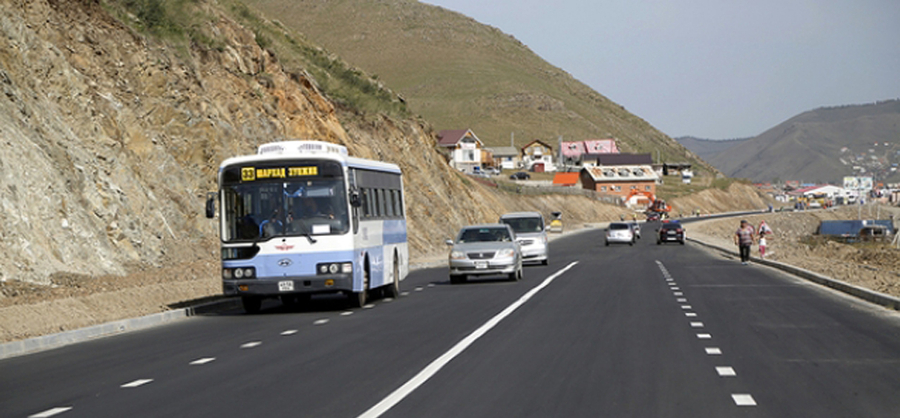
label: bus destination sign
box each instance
[241,166,319,182]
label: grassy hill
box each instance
[242,0,716,175]
[705,100,900,184]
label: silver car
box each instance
[605,222,635,246]
[446,224,523,284]
[499,212,549,265]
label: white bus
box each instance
[205,140,408,313]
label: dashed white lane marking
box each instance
[716,367,737,377]
[673,292,683,296]
[384,298,394,302]
[363,304,375,309]
[697,333,712,339]
[685,312,698,317]
[241,341,262,349]
[356,262,580,418]
[671,287,680,290]
[681,305,692,310]
[732,394,757,406]
[401,292,410,296]
[121,379,153,388]
[189,357,216,365]
[690,322,704,328]
[314,319,330,325]
[414,287,424,292]
[427,283,436,287]
[341,311,354,316]
[705,347,723,355]
[29,407,72,418]
[281,330,298,336]
[677,298,688,302]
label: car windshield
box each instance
[501,217,543,233]
[458,227,512,243]
[610,223,630,230]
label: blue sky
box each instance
[423,0,900,139]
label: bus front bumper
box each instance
[223,274,354,296]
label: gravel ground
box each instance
[688,205,900,299]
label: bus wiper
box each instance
[295,222,318,244]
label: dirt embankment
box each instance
[689,205,900,298]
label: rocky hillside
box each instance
[0,0,632,289]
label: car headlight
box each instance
[496,248,515,258]
[450,250,466,260]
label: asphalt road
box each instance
[3,225,900,418]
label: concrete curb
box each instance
[0,297,242,360]
[688,236,900,311]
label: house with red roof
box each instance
[437,129,486,173]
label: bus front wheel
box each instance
[384,255,400,298]
[348,267,369,308]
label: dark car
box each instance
[657,221,685,245]
[509,171,531,180]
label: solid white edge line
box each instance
[29,407,73,418]
[356,261,580,418]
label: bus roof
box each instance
[218,140,401,174]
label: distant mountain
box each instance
[675,137,749,161]
[691,101,900,183]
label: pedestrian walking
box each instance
[734,220,755,265]
[758,220,773,259]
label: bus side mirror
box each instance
[205,192,217,219]
[349,190,362,207]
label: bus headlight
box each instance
[223,267,255,280]
[317,263,351,275]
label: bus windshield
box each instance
[222,177,349,242]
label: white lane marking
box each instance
[29,407,72,418]
[241,341,262,349]
[697,333,712,339]
[717,367,737,377]
[121,379,153,388]
[677,298,688,302]
[685,312,698,317]
[401,292,410,296]
[281,330,298,336]
[341,311,354,316]
[384,298,394,302]
[414,287,424,292]
[427,283,436,287]
[673,292,683,296]
[314,319,330,325]
[189,357,216,365]
[732,394,757,406]
[690,322,704,328]
[681,305,692,310]
[706,347,722,355]
[671,287,680,290]
[356,262,579,418]
[363,304,375,309]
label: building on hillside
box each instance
[559,138,618,167]
[486,146,520,170]
[592,153,653,167]
[552,172,580,187]
[580,155,659,205]
[437,129,485,173]
[521,139,556,172]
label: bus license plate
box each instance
[278,281,294,292]
[474,261,488,269]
